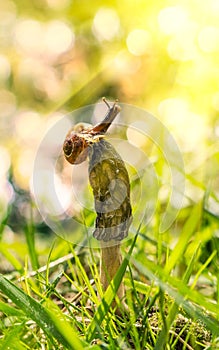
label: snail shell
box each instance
[63,123,92,164]
[63,98,120,165]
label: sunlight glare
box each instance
[31,170,72,216]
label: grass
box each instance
[0,198,219,349]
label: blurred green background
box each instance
[0,0,219,240]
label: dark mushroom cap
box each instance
[89,139,132,242]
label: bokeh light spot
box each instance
[114,51,141,75]
[158,98,189,121]
[14,19,43,54]
[92,8,120,41]
[158,6,188,35]
[198,26,219,53]
[14,19,74,57]
[212,91,219,111]
[44,20,74,55]
[158,98,207,151]
[210,0,219,13]
[126,29,152,56]
[15,111,43,144]
[166,19,198,61]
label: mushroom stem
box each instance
[100,241,125,310]
[63,98,132,315]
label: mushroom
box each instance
[63,98,132,313]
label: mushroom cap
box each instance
[89,139,132,242]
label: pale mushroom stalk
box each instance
[88,138,132,312]
[100,241,125,304]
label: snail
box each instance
[63,98,121,165]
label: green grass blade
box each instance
[24,213,39,271]
[155,244,202,348]
[132,259,219,336]
[70,246,99,304]
[0,274,84,349]
[0,324,26,350]
[165,203,202,274]
[86,233,138,342]
[191,250,217,289]
[0,301,24,317]
[0,244,24,272]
